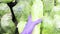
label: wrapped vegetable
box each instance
[0,3,11,17]
[13,2,25,22]
[52,6,60,15]
[15,0,31,33]
[53,6,60,34]
[1,13,16,34]
[31,0,43,21]
[43,0,54,11]
[42,0,57,34]
[0,3,11,34]
[31,0,43,34]
[13,0,33,22]
[43,5,60,34]
[52,6,60,28]
[0,3,16,34]
[43,16,56,34]
[43,0,54,16]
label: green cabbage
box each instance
[0,0,13,3]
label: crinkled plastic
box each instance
[1,13,15,34]
[0,3,15,34]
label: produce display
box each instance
[0,0,60,34]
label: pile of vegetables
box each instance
[0,0,60,34]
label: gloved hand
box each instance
[21,14,42,34]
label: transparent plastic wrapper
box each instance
[43,5,60,34]
[31,0,43,34]
[43,0,54,16]
[1,13,15,34]
[43,0,54,11]
[13,0,31,33]
[13,0,33,22]
[52,6,60,29]
[0,3,11,28]
[0,3,11,18]
[42,16,56,34]
[0,3,15,34]
[42,0,57,34]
